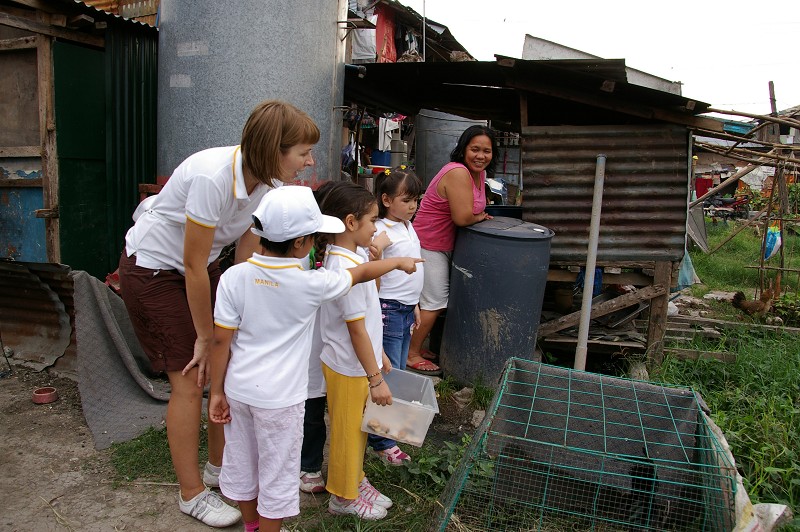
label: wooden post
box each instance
[37,35,60,263]
[646,262,672,367]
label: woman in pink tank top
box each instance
[406,125,498,375]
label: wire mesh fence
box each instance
[434,358,737,531]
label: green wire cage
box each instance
[433,358,737,531]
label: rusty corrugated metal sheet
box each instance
[0,261,72,373]
[521,124,690,264]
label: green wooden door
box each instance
[53,41,107,278]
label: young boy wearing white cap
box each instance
[207,185,421,532]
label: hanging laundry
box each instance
[378,117,401,151]
[375,4,397,63]
[352,14,378,61]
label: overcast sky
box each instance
[400,0,799,117]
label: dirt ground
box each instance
[0,364,475,531]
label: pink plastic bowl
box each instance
[32,387,58,404]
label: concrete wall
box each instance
[157,0,348,183]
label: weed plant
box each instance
[664,220,800,528]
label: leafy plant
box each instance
[772,292,800,327]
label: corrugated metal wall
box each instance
[521,125,690,263]
[105,25,157,267]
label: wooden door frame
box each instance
[0,33,59,261]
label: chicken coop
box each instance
[433,358,737,531]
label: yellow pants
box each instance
[322,363,368,499]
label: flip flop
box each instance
[420,349,439,361]
[406,358,442,376]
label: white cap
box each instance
[250,185,345,241]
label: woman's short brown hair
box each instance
[240,100,320,184]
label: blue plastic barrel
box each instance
[440,217,554,386]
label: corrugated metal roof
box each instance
[55,0,157,29]
[344,58,713,131]
[521,125,689,264]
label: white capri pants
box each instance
[419,248,452,311]
[219,398,304,519]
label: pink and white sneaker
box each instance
[328,494,387,519]
[358,477,393,509]
[374,445,411,466]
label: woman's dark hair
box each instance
[374,166,423,218]
[252,215,294,255]
[449,125,499,178]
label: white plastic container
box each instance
[361,369,439,447]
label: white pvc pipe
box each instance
[574,154,606,371]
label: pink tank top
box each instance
[415,162,487,252]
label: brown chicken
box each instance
[732,289,773,317]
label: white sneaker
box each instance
[179,488,241,527]
[300,471,326,493]
[328,494,387,520]
[203,461,221,487]
[358,477,393,509]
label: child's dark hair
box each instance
[318,180,377,222]
[314,180,376,258]
[251,215,294,255]
[374,166,423,218]
[450,125,499,178]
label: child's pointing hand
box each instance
[396,257,424,274]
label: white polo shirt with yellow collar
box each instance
[374,218,424,305]
[320,244,384,377]
[214,253,354,409]
[124,145,278,274]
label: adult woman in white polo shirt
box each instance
[118,100,319,528]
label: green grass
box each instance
[654,328,800,512]
[110,422,208,484]
[692,218,800,294]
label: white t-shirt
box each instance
[214,253,353,409]
[375,218,423,305]
[320,245,383,377]
[125,145,278,274]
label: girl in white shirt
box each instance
[317,181,398,520]
[368,166,424,465]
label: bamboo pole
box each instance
[708,207,767,254]
[706,107,800,129]
[759,162,783,293]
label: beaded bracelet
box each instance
[366,370,381,379]
[368,378,384,389]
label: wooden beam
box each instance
[67,14,93,28]
[646,262,672,366]
[0,146,42,157]
[0,35,37,50]
[507,78,724,132]
[539,284,666,337]
[0,177,42,187]
[547,268,653,287]
[0,12,104,48]
[706,107,800,130]
[670,315,800,334]
[37,35,60,262]
[664,347,736,364]
[6,0,62,13]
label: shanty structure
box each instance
[1,0,156,377]
[345,56,725,365]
